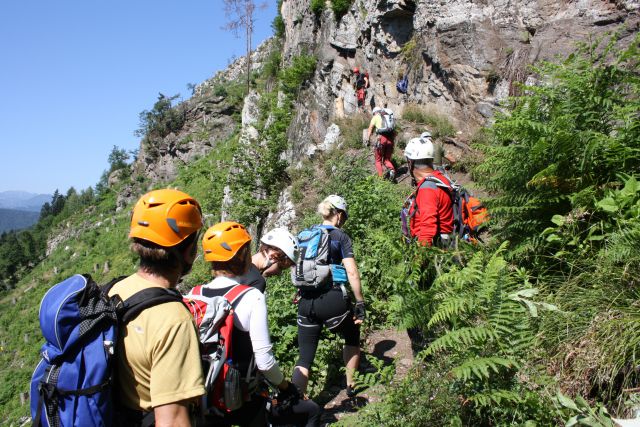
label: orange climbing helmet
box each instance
[129,189,203,247]
[202,221,252,262]
[352,67,359,74]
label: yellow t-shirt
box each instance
[369,114,382,130]
[108,273,205,411]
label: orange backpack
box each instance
[461,194,489,241]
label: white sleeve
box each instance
[235,290,284,385]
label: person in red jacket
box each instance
[352,67,369,110]
[403,137,454,247]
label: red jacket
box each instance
[409,171,454,245]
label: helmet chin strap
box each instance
[408,160,418,186]
[169,238,198,279]
[259,256,274,274]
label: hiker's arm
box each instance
[367,119,375,142]
[154,401,192,427]
[247,292,285,385]
[413,188,438,246]
[343,257,364,303]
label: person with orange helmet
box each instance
[352,66,369,109]
[108,189,205,426]
[197,222,321,427]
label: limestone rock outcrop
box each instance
[281,0,638,163]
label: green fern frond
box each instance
[451,357,518,381]
[468,389,524,407]
[425,327,498,355]
[428,296,472,328]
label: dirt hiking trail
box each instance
[317,328,414,425]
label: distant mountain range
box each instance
[0,191,51,233]
[0,191,51,212]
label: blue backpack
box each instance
[396,75,409,94]
[31,274,183,427]
[291,225,347,290]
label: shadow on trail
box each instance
[370,339,396,365]
[317,339,398,424]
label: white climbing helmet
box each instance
[324,194,349,219]
[404,137,435,160]
[372,107,382,115]
[420,131,432,141]
[260,228,298,263]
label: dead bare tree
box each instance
[222,0,268,94]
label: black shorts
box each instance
[296,285,360,369]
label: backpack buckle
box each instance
[39,382,58,400]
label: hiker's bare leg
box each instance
[343,345,360,387]
[292,366,310,394]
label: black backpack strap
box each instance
[101,275,128,295]
[120,287,184,324]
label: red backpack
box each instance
[183,284,253,415]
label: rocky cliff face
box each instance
[113,0,638,228]
[282,0,638,159]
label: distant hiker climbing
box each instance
[397,71,409,94]
[292,195,366,398]
[402,138,454,247]
[367,106,397,180]
[194,221,322,427]
[236,227,299,293]
[352,67,369,109]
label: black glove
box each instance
[277,381,301,406]
[354,301,366,321]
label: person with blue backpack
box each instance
[291,195,366,398]
[107,189,207,426]
[31,189,207,427]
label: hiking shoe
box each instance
[346,385,357,398]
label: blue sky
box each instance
[0,0,277,195]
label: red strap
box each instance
[223,284,252,305]
[191,285,202,296]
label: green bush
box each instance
[279,54,317,96]
[134,93,186,140]
[401,104,456,138]
[311,0,325,15]
[330,0,353,19]
[335,113,369,149]
[213,84,228,97]
[475,33,640,256]
[272,0,285,38]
